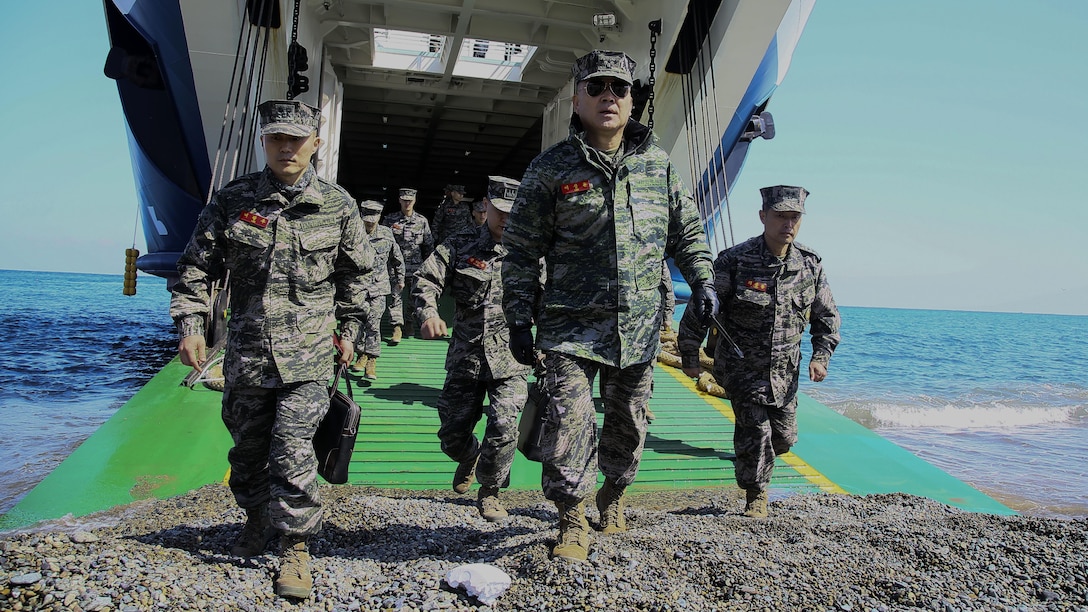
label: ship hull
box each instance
[0,0,1015,530]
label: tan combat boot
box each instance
[452,453,479,494]
[350,354,367,372]
[275,535,312,599]
[743,488,769,518]
[390,325,402,345]
[364,356,378,380]
[551,501,590,562]
[230,506,275,557]
[595,479,627,533]
[478,486,509,523]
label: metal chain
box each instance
[291,0,301,44]
[647,20,661,130]
[287,0,307,99]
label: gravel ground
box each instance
[1,485,1086,611]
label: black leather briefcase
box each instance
[314,364,360,484]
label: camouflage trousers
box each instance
[729,394,799,491]
[386,269,421,330]
[356,293,388,357]
[539,353,654,506]
[436,372,528,489]
[221,381,327,537]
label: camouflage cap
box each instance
[399,187,417,199]
[571,49,636,84]
[485,175,520,212]
[471,199,486,213]
[359,199,384,222]
[760,185,809,214]
[445,184,466,194]
[257,99,320,137]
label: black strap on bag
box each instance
[329,362,353,402]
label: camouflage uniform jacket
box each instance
[433,196,475,245]
[365,224,405,298]
[679,236,840,406]
[381,211,434,273]
[502,119,714,368]
[170,167,374,387]
[413,225,532,380]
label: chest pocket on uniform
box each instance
[299,230,339,284]
[731,276,774,331]
[626,182,668,291]
[791,280,816,323]
[225,220,273,264]
[452,258,492,309]
[402,226,422,247]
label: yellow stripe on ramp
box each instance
[658,363,847,495]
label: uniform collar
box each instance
[568,116,653,158]
[758,238,804,271]
[256,167,322,208]
[476,223,505,252]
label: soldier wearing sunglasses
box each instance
[501,50,718,562]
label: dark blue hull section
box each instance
[103,0,211,280]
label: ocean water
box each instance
[0,270,1085,519]
[0,270,176,514]
[800,306,1088,519]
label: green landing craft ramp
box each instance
[2,329,1011,530]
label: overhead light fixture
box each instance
[464,150,471,156]
[592,13,620,43]
[381,116,388,124]
[382,144,388,149]
[592,13,617,28]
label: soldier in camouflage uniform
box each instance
[170,99,374,600]
[382,187,434,343]
[470,199,487,227]
[352,200,404,380]
[413,176,535,523]
[501,50,718,562]
[678,185,840,518]
[433,183,474,244]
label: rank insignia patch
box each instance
[239,210,269,228]
[561,180,591,195]
[466,257,488,270]
[745,279,768,292]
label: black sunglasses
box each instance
[582,79,631,98]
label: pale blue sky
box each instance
[729,2,1088,316]
[1,1,1085,315]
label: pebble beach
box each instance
[2,485,1086,611]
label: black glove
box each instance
[509,324,536,366]
[689,281,720,327]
